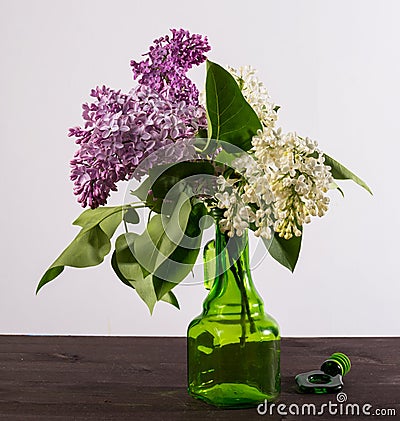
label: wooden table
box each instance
[0,337,398,420]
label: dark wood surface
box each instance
[0,336,398,420]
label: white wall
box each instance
[1,0,399,336]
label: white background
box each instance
[1,0,399,336]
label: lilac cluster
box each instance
[69,29,210,209]
[131,28,210,106]
[70,85,207,208]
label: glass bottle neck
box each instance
[203,221,264,316]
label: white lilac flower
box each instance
[253,129,332,239]
[227,65,277,133]
[214,127,332,239]
[213,65,333,240]
[214,154,275,239]
[216,175,237,191]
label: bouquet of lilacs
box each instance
[37,29,370,312]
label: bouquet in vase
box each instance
[37,29,370,408]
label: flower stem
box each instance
[229,255,256,347]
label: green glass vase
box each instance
[187,220,280,408]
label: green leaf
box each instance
[37,208,125,293]
[130,174,172,215]
[196,128,208,139]
[214,148,240,167]
[131,176,152,202]
[131,161,215,215]
[37,226,111,292]
[130,174,164,213]
[263,231,302,272]
[73,206,124,231]
[133,274,158,314]
[329,181,345,198]
[114,233,143,280]
[37,266,64,289]
[151,161,215,199]
[160,291,180,309]
[205,60,262,151]
[113,234,180,313]
[114,233,157,313]
[133,192,192,273]
[152,242,200,296]
[152,202,207,296]
[124,207,140,224]
[112,203,207,312]
[111,250,132,289]
[324,153,372,195]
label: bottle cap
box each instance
[295,352,351,394]
[321,352,351,377]
[295,370,343,394]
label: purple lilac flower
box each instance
[70,85,207,208]
[130,28,211,106]
[69,29,210,208]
